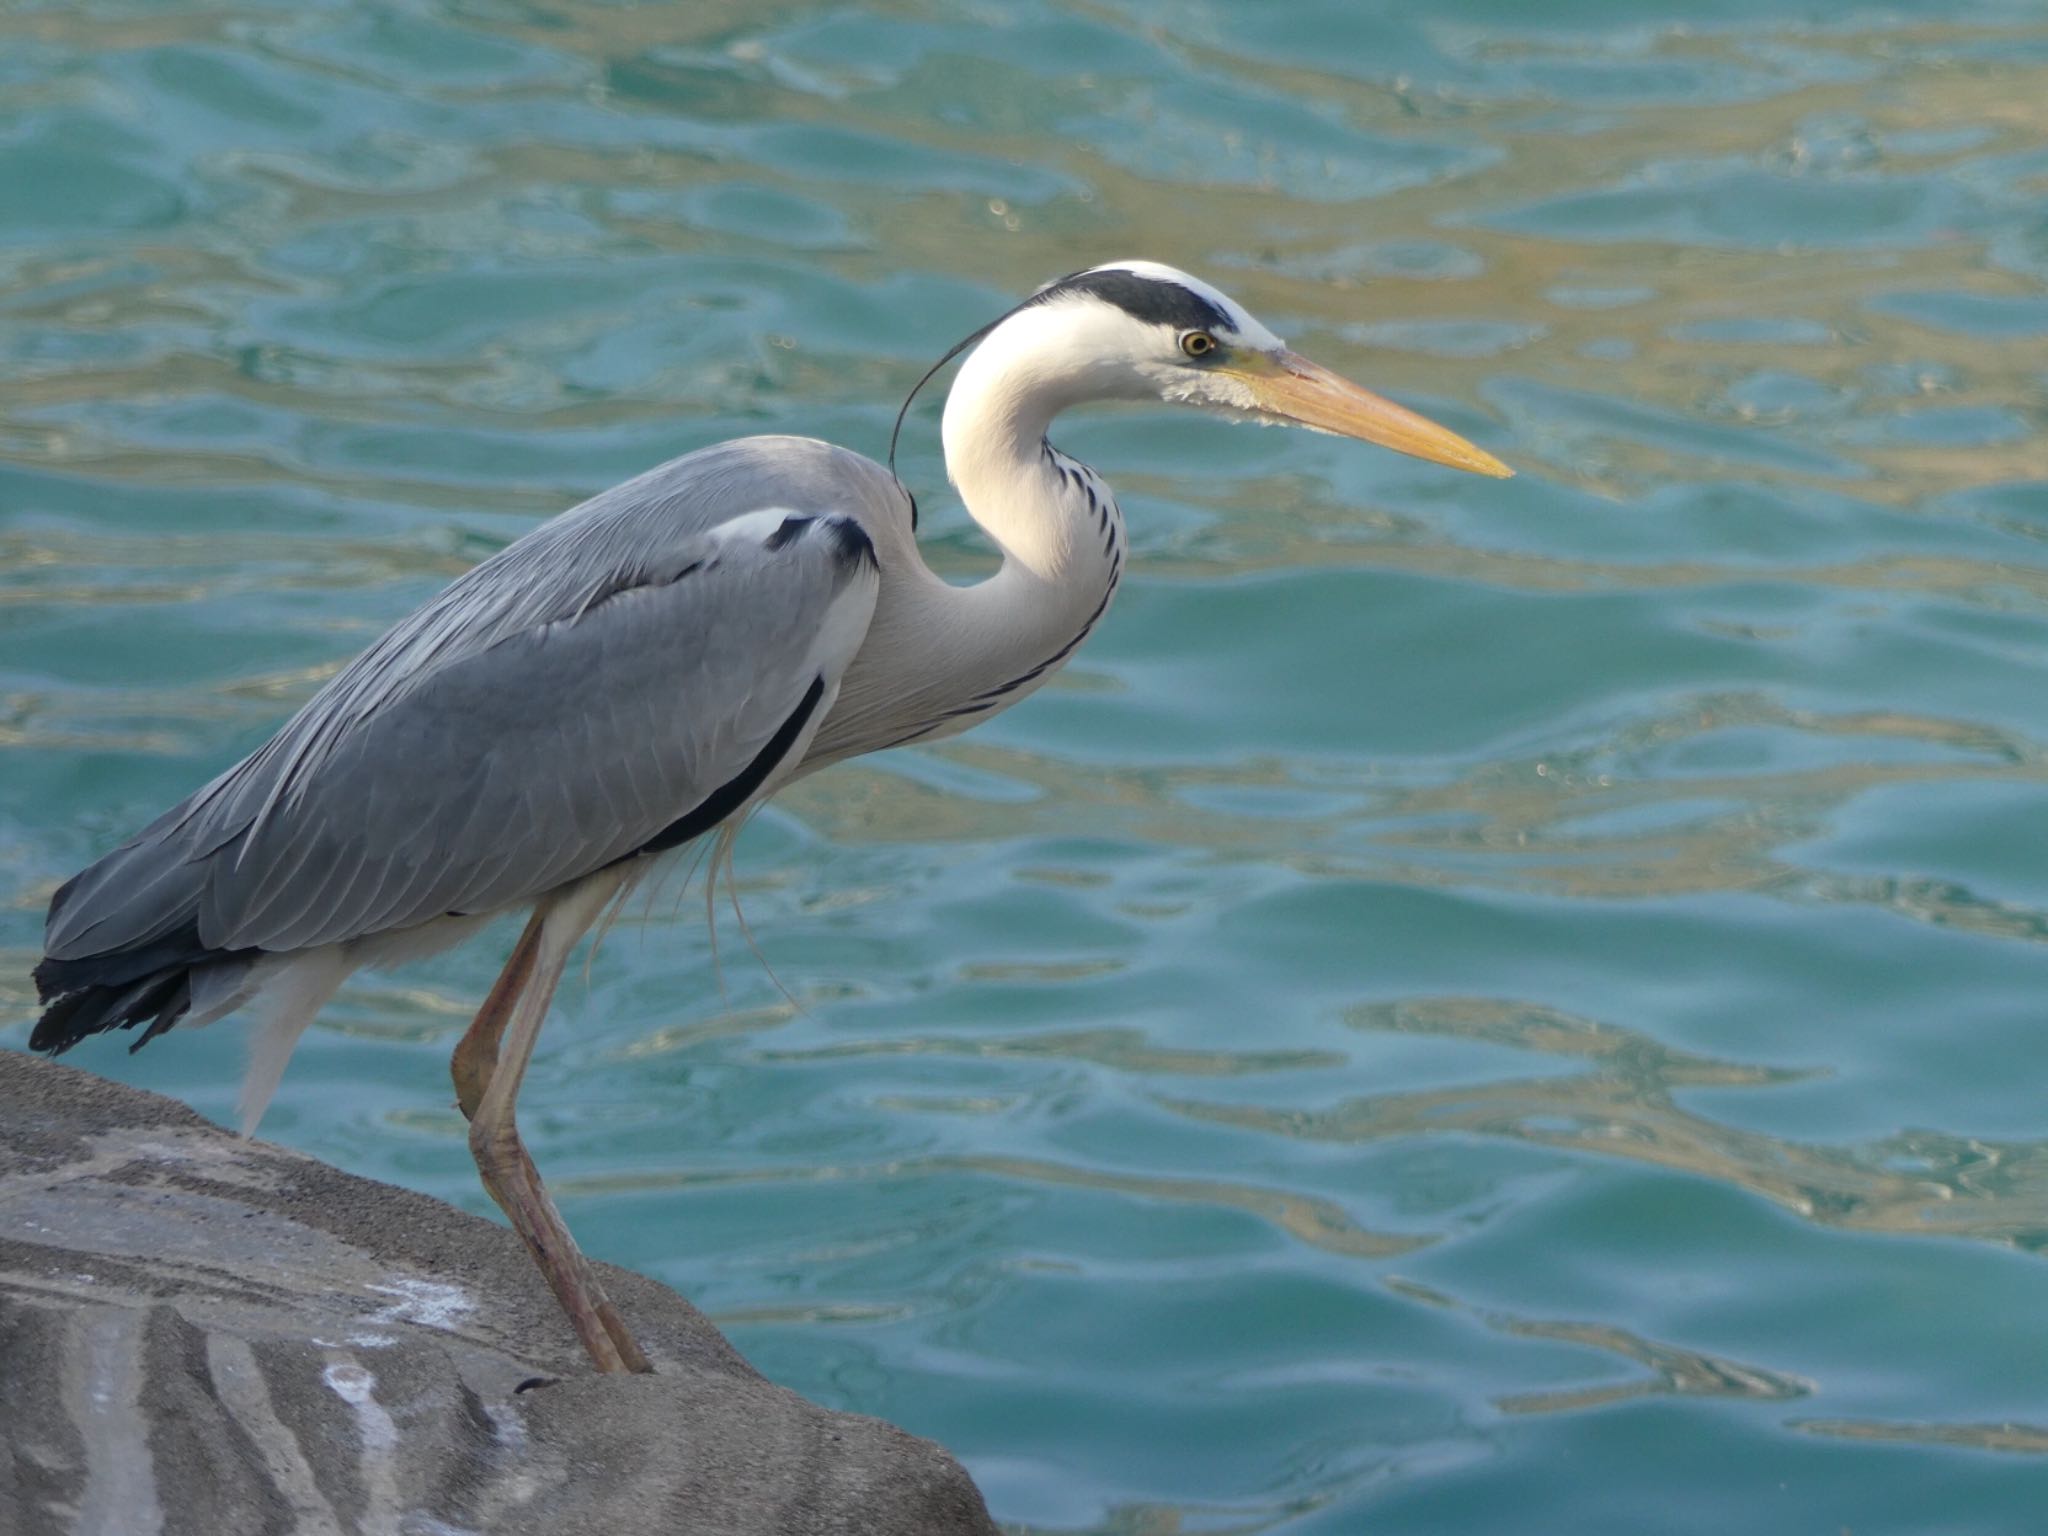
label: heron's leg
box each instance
[450,920,621,1368]
[451,909,543,1121]
[452,885,652,1375]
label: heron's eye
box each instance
[1179,330,1218,359]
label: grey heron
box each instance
[29,261,1511,1374]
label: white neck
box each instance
[940,312,1134,582]
[806,312,1130,764]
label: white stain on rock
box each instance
[322,1358,402,1536]
[366,1276,476,1332]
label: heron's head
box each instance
[936,259,1510,479]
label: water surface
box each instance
[6,2,2048,1530]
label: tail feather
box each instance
[35,776,266,1065]
[31,913,250,1057]
[30,965,193,1056]
[33,918,213,1005]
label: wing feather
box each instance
[211,527,874,952]
[43,435,898,973]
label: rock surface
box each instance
[0,1051,998,1536]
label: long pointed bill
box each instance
[1242,351,1513,478]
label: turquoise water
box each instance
[7,0,2048,1528]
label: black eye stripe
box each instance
[1027,269,1232,333]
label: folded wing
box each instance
[34,436,890,1051]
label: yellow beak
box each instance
[1241,351,1513,478]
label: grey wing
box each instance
[43,436,894,965]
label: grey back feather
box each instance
[46,435,899,961]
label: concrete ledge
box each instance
[0,1050,997,1535]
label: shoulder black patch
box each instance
[763,513,875,571]
[1028,269,1231,334]
[823,515,877,571]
